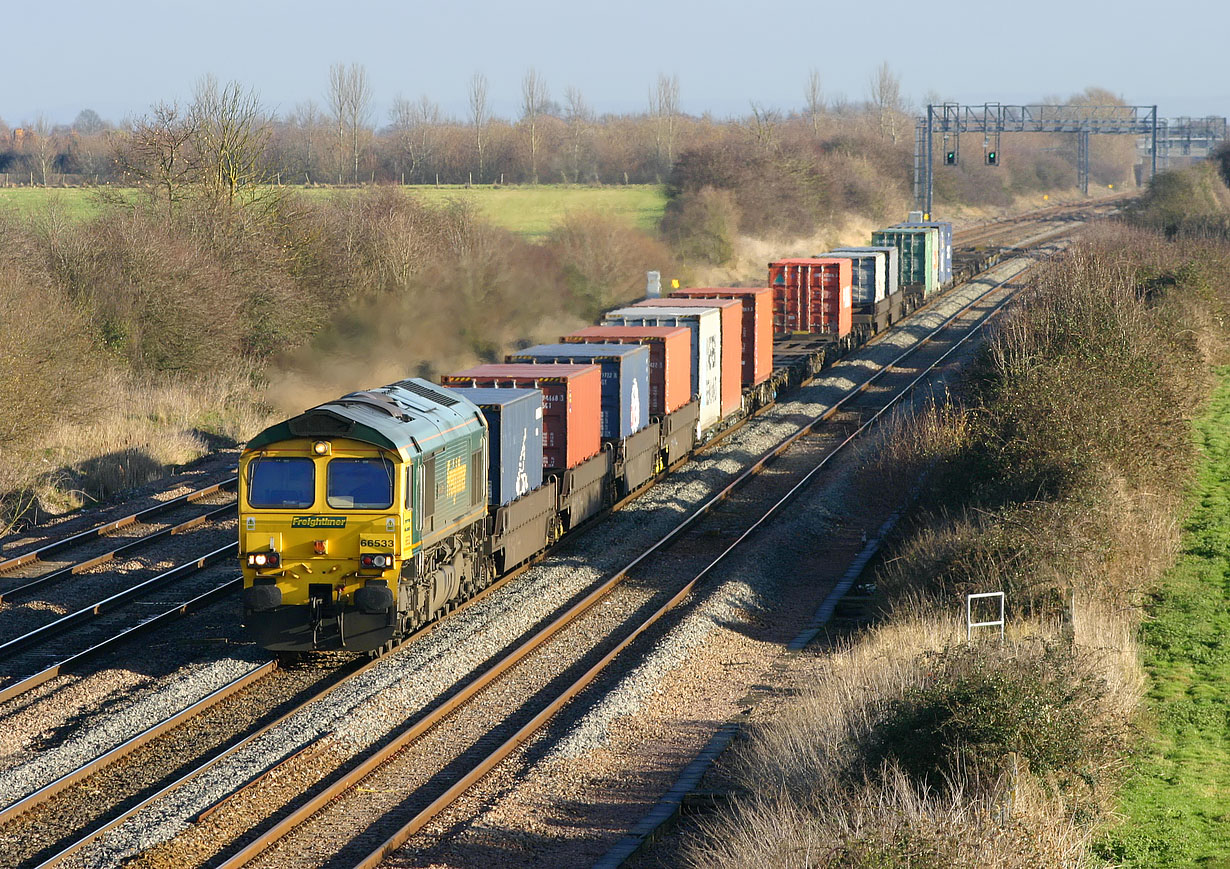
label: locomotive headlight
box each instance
[312,440,331,456]
[247,551,281,568]
[254,553,267,566]
[360,553,393,569]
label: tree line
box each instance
[0,64,914,189]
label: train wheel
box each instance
[366,638,396,659]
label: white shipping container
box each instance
[603,305,722,433]
[825,250,887,305]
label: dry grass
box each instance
[1,364,270,527]
[686,612,1137,869]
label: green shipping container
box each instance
[871,225,940,299]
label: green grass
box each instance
[0,184,667,241]
[0,186,136,220]
[1095,367,1230,868]
[302,184,666,240]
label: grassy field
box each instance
[1095,367,1230,867]
[0,184,667,241]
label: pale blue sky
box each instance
[4,0,1226,126]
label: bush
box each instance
[659,186,738,267]
[664,128,912,243]
[544,210,681,318]
[0,228,102,446]
[1125,163,1230,239]
[872,641,1110,792]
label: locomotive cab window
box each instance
[327,458,395,509]
[247,457,315,509]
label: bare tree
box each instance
[117,101,198,223]
[390,94,442,184]
[30,115,56,186]
[328,63,372,183]
[291,100,321,183]
[71,129,111,182]
[468,72,490,183]
[868,61,904,143]
[191,75,271,207]
[564,85,592,183]
[327,67,347,183]
[747,102,780,153]
[520,67,550,184]
[805,69,824,136]
[649,73,680,176]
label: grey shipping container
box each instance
[507,343,650,439]
[896,220,952,286]
[442,387,543,506]
[603,305,722,433]
[832,246,900,302]
[821,250,887,306]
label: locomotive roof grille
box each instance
[394,379,460,406]
[335,390,416,421]
[287,411,354,437]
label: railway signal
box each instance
[945,150,957,165]
[986,149,999,166]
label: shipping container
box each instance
[668,287,773,387]
[506,343,650,439]
[603,305,722,433]
[896,220,952,285]
[441,363,600,471]
[767,258,853,340]
[819,250,886,307]
[633,297,741,418]
[871,226,939,299]
[440,387,543,507]
[832,246,900,300]
[561,326,692,416]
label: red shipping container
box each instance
[441,364,600,470]
[669,287,773,387]
[561,326,692,416]
[768,258,853,339]
[634,297,742,418]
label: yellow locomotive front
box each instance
[239,380,488,654]
[240,435,406,651]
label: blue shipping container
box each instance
[441,387,543,507]
[508,343,650,439]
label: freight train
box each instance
[239,217,953,655]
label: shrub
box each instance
[0,229,102,446]
[872,641,1110,793]
[659,186,738,267]
[1125,163,1230,239]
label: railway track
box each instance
[0,198,1105,868]
[0,478,237,587]
[0,473,241,698]
[55,251,1046,869]
[0,541,240,693]
[951,195,1126,246]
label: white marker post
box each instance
[966,591,1005,642]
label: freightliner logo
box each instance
[291,516,347,528]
